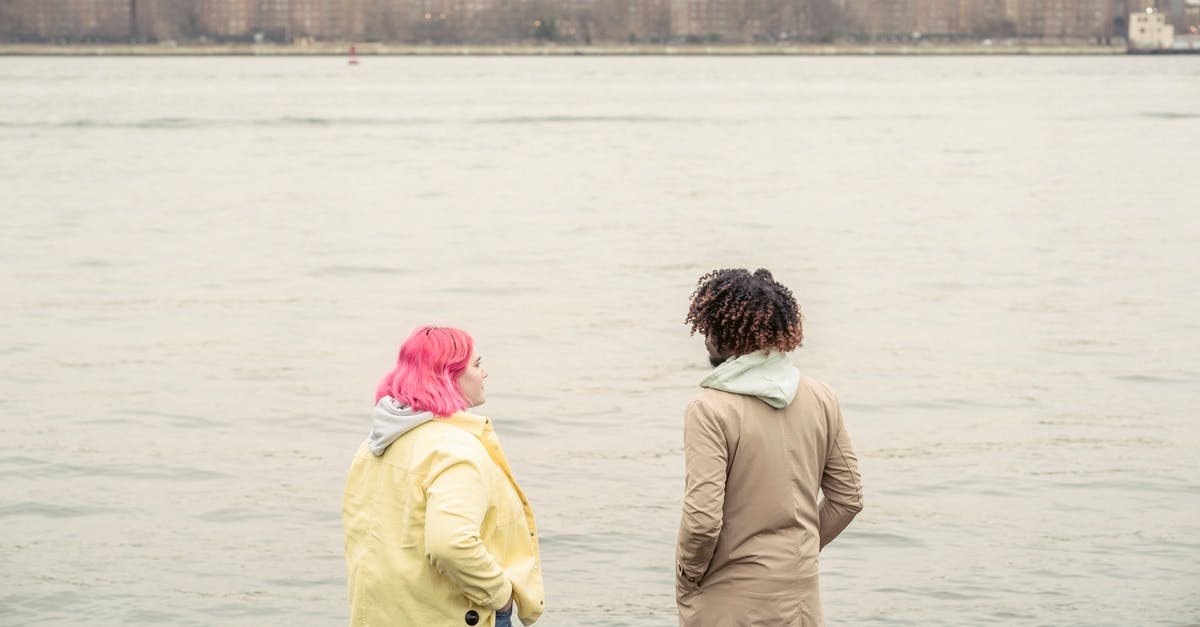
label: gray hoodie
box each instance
[368,396,436,456]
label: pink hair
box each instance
[375,326,474,417]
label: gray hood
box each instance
[700,350,801,409]
[368,396,435,456]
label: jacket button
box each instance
[464,610,479,625]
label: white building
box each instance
[1128,7,1174,49]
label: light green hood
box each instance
[700,350,800,409]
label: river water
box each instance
[1,55,1198,625]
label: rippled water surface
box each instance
[1,56,1198,626]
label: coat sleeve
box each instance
[677,399,728,584]
[423,448,513,610]
[817,385,864,549]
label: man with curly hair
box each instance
[675,268,864,627]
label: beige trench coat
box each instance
[676,377,863,627]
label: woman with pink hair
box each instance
[343,326,545,627]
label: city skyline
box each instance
[1,0,1195,44]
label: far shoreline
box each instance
[0,41,1134,56]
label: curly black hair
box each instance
[685,268,803,357]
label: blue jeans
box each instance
[495,606,513,627]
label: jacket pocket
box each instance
[674,567,702,599]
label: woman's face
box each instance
[456,350,487,408]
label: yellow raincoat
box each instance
[344,410,545,626]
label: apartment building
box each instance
[844,0,914,37]
[1014,0,1109,38]
[627,0,670,41]
[200,0,254,37]
[913,0,961,35]
[4,0,132,41]
[669,0,733,39]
